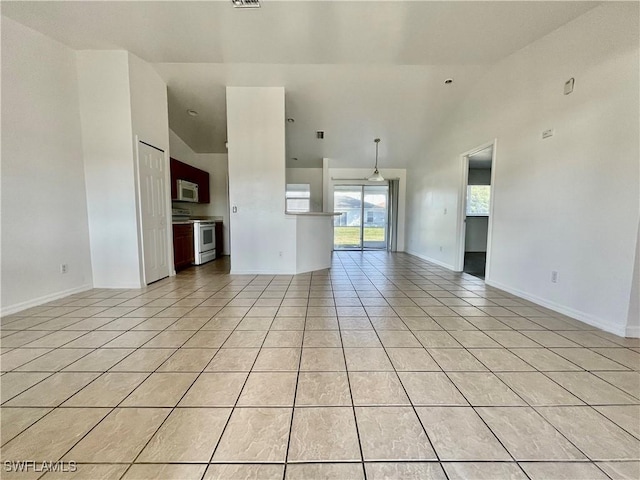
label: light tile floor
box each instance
[1,252,639,479]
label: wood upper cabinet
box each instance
[195,168,210,204]
[170,157,210,203]
[170,158,184,200]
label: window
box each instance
[286,184,311,212]
[466,185,491,216]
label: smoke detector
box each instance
[232,0,260,8]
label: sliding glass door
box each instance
[333,185,389,250]
[334,186,363,249]
[363,185,388,249]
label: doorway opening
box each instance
[333,184,389,250]
[459,142,495,279]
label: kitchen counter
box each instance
[172,217,223,225]
[285,211,341,216]
[190,216,223,222]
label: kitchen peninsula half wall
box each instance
[288,212,340,274]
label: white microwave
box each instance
[177,179,199,203]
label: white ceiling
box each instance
[155,62,480,167]
[2,1,599,166]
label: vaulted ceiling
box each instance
[2,1,599,167]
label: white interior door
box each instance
[138,141,169,284]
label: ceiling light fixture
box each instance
[232,0,260,8]
[187,109,199,117]
[368,138,384,182]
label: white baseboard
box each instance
[405,249,457,271]
[402,250,634,338]
[230,269,294,275]
[626,325,640,338]
[92,283,143,289]
[1,284,93,317]
[485,278,629,337]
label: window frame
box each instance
[465,184,491,217]
[285,183,311,213]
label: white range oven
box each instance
[192,220,216,265]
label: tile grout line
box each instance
[30,273,236,480]
[17,285,213,480]
[1,254,637,478]
[336,251,622,478]
[333,256,369,480]
[380,254,621,477]
[199,274,284,480]
[352,253,453,480]
[403,253,620,477]
[282,273,309,480]
[115,295,234,479]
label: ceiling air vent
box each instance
[232,0,260,8]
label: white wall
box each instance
[286,168,323,212]
[128,53,172,278]
[405,3,640,336]
[1,17,93,314]
[77,51,171,287]
[76,51,142,288]
[465,217,488,253]
[326,167,407,252]
[226,87,297,274]
[129,54,170,154]
[169,130,230,255]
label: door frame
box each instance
[134,137,173,286]
[455,139,498,281]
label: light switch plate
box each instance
[564,77,575,95]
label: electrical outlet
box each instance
[60,264,68,274]
[444,208,447,215]
[279,251,283,258]
[551,271,559,283]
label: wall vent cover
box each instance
[232,0,260,8]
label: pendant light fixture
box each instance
[368,138,384,182]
